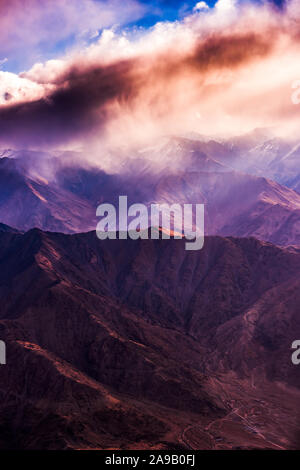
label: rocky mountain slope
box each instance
[0,228,299,449]
[0,156,96,233]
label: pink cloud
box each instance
[0,1,300,149]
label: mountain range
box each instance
[0,228,299,449]
[1,135,300,246]
[0,131,299,449]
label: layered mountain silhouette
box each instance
[0,228,299,449]
[1,138,300,246]
[0,133,299,450]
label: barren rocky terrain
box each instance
[0,227,299,449]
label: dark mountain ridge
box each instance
[0,228,299,449]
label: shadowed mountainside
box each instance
[0,228,299,449]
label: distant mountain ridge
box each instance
[1,137,300,247]
[0,222,19,233]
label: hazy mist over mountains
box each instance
[1,130,300,246]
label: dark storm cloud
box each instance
[0,28,276,147]
[0,59,138,145]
